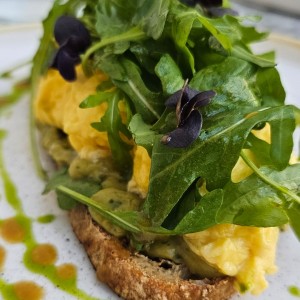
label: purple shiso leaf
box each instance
[165,86,200,108]
[179,90,216,126]
[56,50,79,81]
[161,110,203,148]
[54,16,90,48]
[51,16,91,81]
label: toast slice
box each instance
[70,205,236,300]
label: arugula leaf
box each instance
[256,67,285,107]
[246,111,295,172]
[79,91,114,108]
[91,89,133,174]
[190,57,261,114]
[197,15,274,67]
[95,0,170,40]
[143,105,296,225]
[246,133,273,166]
[174,189,223,233]
[216,166,291,226]
[269,108,295,170]
[167,2,198,74]
[129,114,156,155]
[163,179,201,230]
[173,164,300,234]
[113,58,165,123]
[130,41,171,74]
[44,169,100,210]
[154,54,184,95]
[287,202,300,240]
[95,0,137,37]
[132,0,171,40]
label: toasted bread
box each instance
[70,204,236,300]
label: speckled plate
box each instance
[0,25,299,300]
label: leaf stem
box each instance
[240,150,300,204]
[127,79,161,120]
[0,60,31,79]
[81,27,146,75]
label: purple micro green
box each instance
[162,83,215,148]
[50,16,91,81]
[161,110,203,148]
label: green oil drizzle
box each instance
[289,286,300,297]
[0,131,22,212]
[36,214,56,224]
[0,130,99,300]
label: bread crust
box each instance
[70,205,236,300]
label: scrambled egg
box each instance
[35,69,278,295]
[35,67,126,161]
[127,146,151,198]
[184,225,278,295]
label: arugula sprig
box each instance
[49,155,300,240]
[78,0,275,124]
[35,0,300,240]
[80,87,133,175]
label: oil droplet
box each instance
[0,245,5,270]
[37,214,55,224]
[56,263,77,280]
[0,217,25,243]
[13,281,43,300]
[31,244,57,266]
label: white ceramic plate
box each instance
[0,25,299,300]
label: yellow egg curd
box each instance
[34,67,127,161]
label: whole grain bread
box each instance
[70,205,236,300]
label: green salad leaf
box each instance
[32,0,300,240]
[87,88,133,174]
[143,105,296,225]
[44,168,100,210]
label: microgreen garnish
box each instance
[162,83,216,148]
[50,16,91,81]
